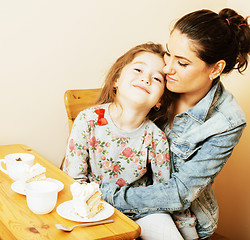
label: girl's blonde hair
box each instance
[96,42,173,126]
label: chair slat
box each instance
[64,88,101,133]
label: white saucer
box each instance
[11,178,64,195]
[56,200,114,222]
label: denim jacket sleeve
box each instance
[101,124,245,212]
[100,82,246,214]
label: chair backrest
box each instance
[64,88,102,133]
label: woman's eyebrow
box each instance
[166,44,192,63]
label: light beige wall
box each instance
[1,1,249,239]
[213,2,250,240]
[216,68,250,240]
[0,0,226,166]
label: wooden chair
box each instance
[64,88,102,133]
[61,88,101,169]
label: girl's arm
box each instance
[101,124,245,212]
[63,112,89,182]
[150,131,170,184]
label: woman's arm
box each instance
[101,124,245,212]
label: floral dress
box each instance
[63,103,170,187]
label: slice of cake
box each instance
[70,181,104,218]
[25,163,46,183]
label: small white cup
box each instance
[26,181,58,214]
[0,153,35,180]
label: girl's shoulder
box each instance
[77,103,110,121]
[144,120,167,138]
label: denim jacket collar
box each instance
[185,81,220,123]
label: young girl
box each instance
[63,43,196,239]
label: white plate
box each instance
[11,178,64,195]
[56,200,114,222]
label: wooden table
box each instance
[0,144,140,240]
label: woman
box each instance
[100,8,250,239]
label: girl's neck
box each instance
[109,102,149,132]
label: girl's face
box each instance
[163,29,215,99]
[114,52,165,110]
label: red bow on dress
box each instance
[95,108,108,126]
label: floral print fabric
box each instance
[63,103,170,187]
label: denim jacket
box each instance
[101,81,246,239]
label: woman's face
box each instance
[163,29,214,99]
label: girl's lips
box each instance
[166,75,178,83]
[132,84,150,94]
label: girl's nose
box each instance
[141,78,151,85]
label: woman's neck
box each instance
[109,102,149,132]
[174,83,212,116]
[174,95,196,115]
[170,95,196,128]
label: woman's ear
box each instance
[209,60,226,80]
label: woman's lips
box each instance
[166,75,178,83]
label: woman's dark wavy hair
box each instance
[173,8,250,75]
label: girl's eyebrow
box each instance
[133,61,165,78]
[159,72,165,79]
[132,61,146,65]
[154,69,165,79]
[166,44,192,63]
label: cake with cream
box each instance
[25,163,46,183]
[70,181,104,218]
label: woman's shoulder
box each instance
[215,84,246,127]
[188,82,246,133]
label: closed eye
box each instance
[178,61,188,67]
[165,51,170,57]
[165,46,190,67]
[153,77,162,82]
[134,68,142,72]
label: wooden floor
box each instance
[211,233,230,240]
[137,232,229,240]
